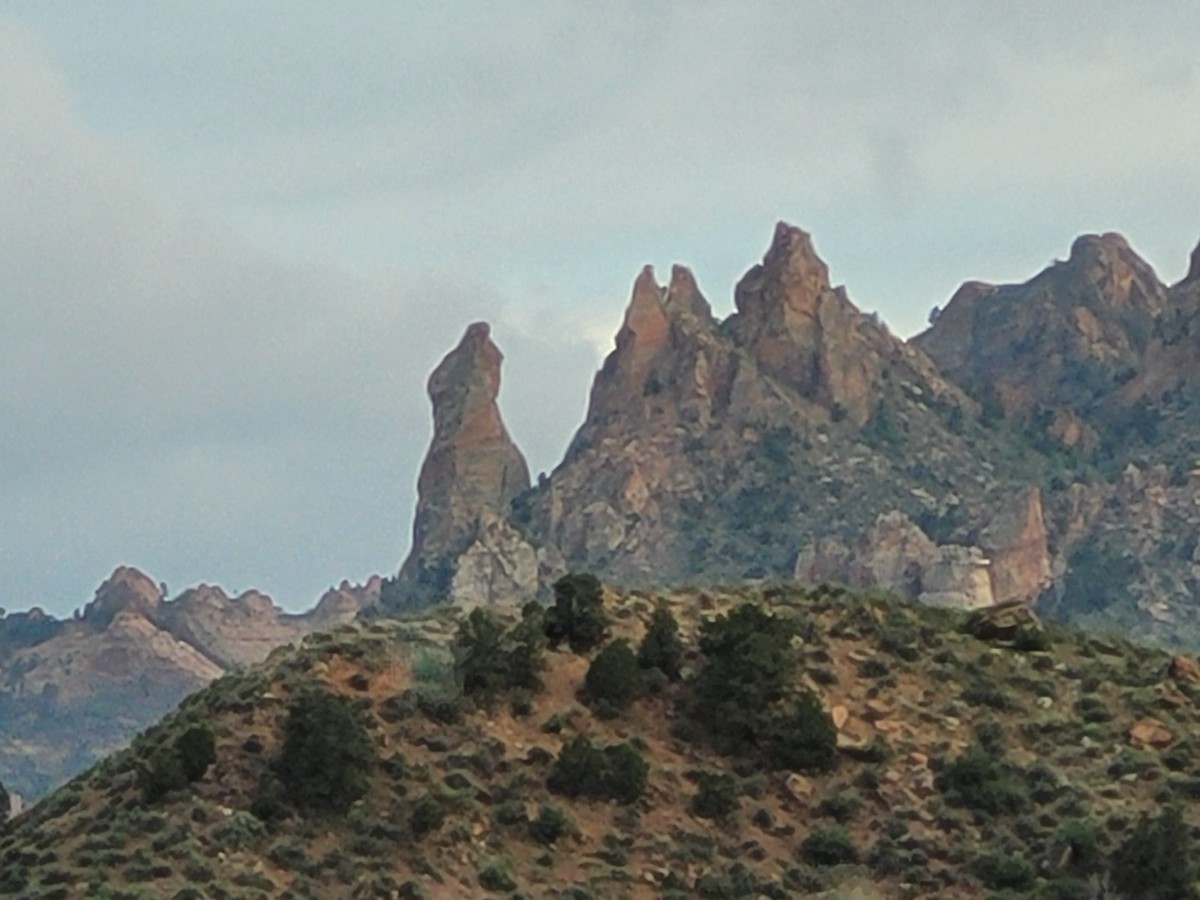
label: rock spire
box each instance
[395,323,535,606]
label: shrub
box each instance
[1110,806,1197,900]
[456,603,547,702]
[973,851,1034,890]
[544,573,609,653]
[799,826,858,866]
[817,789,861,823]
[478,863,517,892]
[937,743,1026,815]
[410,794,446,837]
[528,804,574,845]
[273,682,374,815]
[175,725,216,783]
[1054,818,1102,876]
[138,746,188,803]
[767,691,838,774]
[638,603,684,681]
[547,735,648,804]
[690,773,740,820]
[456,607,512,703]
[685,603,797,757]
[584,640,642,715]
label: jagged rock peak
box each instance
[1064,232,1163,307]
[399,322,530,588]
[83,566,163,629]
[428,322,507,436]
[618,266,670,351]
[760,221,833,300]
[665,264,714,323]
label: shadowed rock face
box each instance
[394,323,534,606]
[914,232,1168,423]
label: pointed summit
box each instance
[730,222,883,423]
[761,221,833,301]
[1064,232,1164,310]
[397,323,530,599]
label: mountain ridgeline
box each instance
[384,222,1200,647]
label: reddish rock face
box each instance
[914,231,1168,422]
[399,323,531,592]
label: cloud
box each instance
[4,3,1200,612]
[0,17,602,614]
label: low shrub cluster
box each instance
[456,603,546,708]
[547,735,648,804]
[137,723,216,803]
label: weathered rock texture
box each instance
[795,490,1051,611]
[915,233,1167,430]
[386,222,1200,650]
[392,323,538,607]
[380,222,1032,607]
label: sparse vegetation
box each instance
[5,585,1200,899]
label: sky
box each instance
[2,3,1199,617]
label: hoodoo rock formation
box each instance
[391,322,539,608]
[385,221,1200,649]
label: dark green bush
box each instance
[767,692,838,774]
[817,789,861,823]
[638,603,684,681]
[547,735,648,804]
[937,743,1027,815]
[528,804,574,845]
[799,826,858,866]
[456,604,547,707]
[410,794,447,837]
[273,682,374,815]
[1054,818,1102,876]
[138,746,188,803]
[478,863,517,892]
[584,640,642,715]
[544,573,609,653]
[690,773,740,820]
[175,724,216,783]
[973,851,1034,890]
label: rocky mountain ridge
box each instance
[0,566,376,799]
[383,221,1200,652]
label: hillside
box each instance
[5,580,1200,898]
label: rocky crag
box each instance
[0,566,375,798]
[384,222,1200,648]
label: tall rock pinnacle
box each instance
[730,222,882,425]
[395,323,534,606]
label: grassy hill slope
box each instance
[3,582,1200,899]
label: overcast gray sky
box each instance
[2,3,1198,616]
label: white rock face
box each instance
[447,513,540,608]
[795,511,1008,610]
